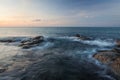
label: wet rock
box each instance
[0,67,6,73]
[22,45,32,49]
[112,48,120,53]
[75,34,91,40]
[19,36,44,49]
[116,39,120,47]
[21,39,31,43]
[93,50,120,77]
[33,36,44,40]
[0,39,14,43]
[0,37,22,43]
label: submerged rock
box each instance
[21,53,115,80]
[0,37,23,43]
[75,34,92,40]
[19,36,44,49]
[0,39,15,43]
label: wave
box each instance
[81,39,115,47]
[49,36,115,47]
[0,43,20,60]
[29,42,54,50]
[0,36,115,48]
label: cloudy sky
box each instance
[0,0,120,27]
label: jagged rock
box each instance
[19,36,44,49]
[75,34,91,40]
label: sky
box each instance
[0,0,120,27]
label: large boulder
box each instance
[93,50,120,77]
[19,36,44,49]
[75,34,92,40]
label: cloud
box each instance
[76,12,94,18]
[32,19,41,22]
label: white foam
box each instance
[30,42,54,50]
[53,36,115,47]
[0,43,21,60]
[81,39,115,47]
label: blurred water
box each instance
[0,27,118,80]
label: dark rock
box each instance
[22,45,32,49]
[0,39,14,43]
[33,36,44,40]
[75,34,81,37]
[116,39,120,47]
[0,68,6,73]
[75,34,91,40]
[21,39,31,43]
[112,48,120,53]
[19,36,44,49]
[97,50,112,52]
[0,37,22,43]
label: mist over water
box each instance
[0,27,119,80]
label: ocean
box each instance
[0,27,119,80]
[0,27,120,38]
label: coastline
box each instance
[0,34,119,80]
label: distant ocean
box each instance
[0,27,120,38]
[0,27,119,80]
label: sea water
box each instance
[0,27,119,80]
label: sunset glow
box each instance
[0,0,120,27]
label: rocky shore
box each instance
[0,34,120,80]
[93,42,120,79]
[76,34,120,79]
[0,36,44,49]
